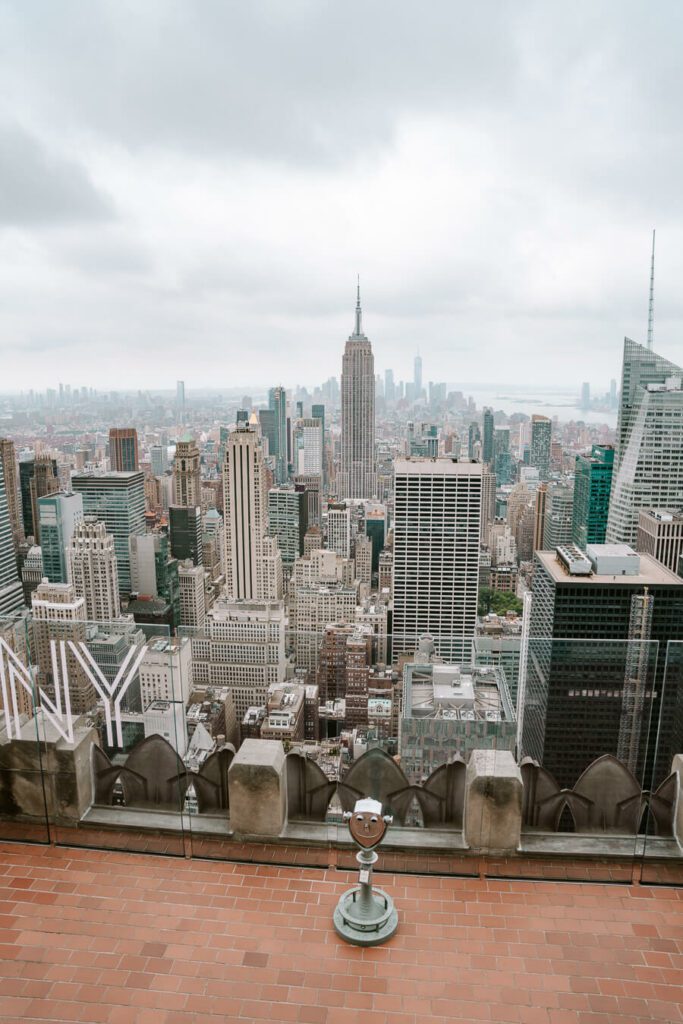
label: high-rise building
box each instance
[69,517,121,622]
[482,408,494,465]
[467,422,481,460]
[533,483,548,552]
[364,503,386,575]
[529,415,551,482]
[178,560,206,630]
[414,354,423,397]
[384,370,395,403]
[169,505,203,566]
[20,456,59,542]
[580,382,590,409]
[493,426,514,485]
[222,426,283,601]
[267,486,307,579]
[139,636,193,708]
[0,458,24,616]
[268,386,288,484]
[173,435,201,507]
[297,418,323,477]
[354,533,372,585]
[542,484,574,550]
[327,502,351,559]
[38,492,84,584]
[190,598,286,723]
[71,472,146,595]
[150,444,168,477]
[392,458,482,662]
[637,509,683,574]
[572,445,614,550]
[523,546,683,787]
[0,438,23,555]
[20,545,43,606]
[30,581,93,713]
[109,428,139,473]
[339,284,376,499]
[176,380,185,423]
[607,339,683,546]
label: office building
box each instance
[529,415,551,482]
[523,545,683,787]
[482,408,494,465]
[150,444,168,477]
[222,426,283,601]
[190,598,286,723]
[30,581,92,713]
[607,339,683,545]
[69,517,121,621]
[169,505,203,566]
[0,458,24,615]
[400,638,515,784]
[354,534,372,585]
[173,435,201,507]
[637,509,683,574]
[109,428,139,473]
[572,445,614,550]
[414,354,422,397]
[129,532,180,628]
[542,483,574,550]
[327,502,351,558]
[71,472,146,594]
[178,560,206,630]
[339,284,376,499]
[392,458,482,662]
[38,492,83,584]
[139,636,193,708]
[0,438,23,555]
[268,486,307,578]
[493,427,514,485]
[20,456,59,541]
[268,386,288,484]
[20,545,43,606]
[297,418,323,477]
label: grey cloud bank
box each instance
[0,0,682,390]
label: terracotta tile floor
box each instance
[0,841,681,1024]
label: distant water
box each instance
[454,383,618,427]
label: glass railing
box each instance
[1,617,681,881]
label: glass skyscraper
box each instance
[572,445,614,550]
[71,472,145,594]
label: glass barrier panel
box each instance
[640,639,683,886]
[26,618,189,856]
[0,611,51,844]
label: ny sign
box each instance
[0,637,147,748]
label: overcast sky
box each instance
[1,1,682,393]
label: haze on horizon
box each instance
[1,1,683,392]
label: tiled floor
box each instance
[0,841,681,1023]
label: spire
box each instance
[647,229,655,350]
[354,275,363,336]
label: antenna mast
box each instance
[647,229,655,350]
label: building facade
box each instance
[339,285,376,500]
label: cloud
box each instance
[0,122,114,225]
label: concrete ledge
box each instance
[228,739,287,836]
[464,749,523,853]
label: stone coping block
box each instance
[228,738,287,836]
[464,749,522,853]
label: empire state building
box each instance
[339,283,377,500]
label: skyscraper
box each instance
[20,456,59,541]
[0,457,24,615]
[384,369,395,403]
[414,354,423,397]
[607,339,683,546]
[572,444,614,550]
[0,438,23,556]
[542,483,574,550]
[482,408,494,465]
[38,492,84,584]
[268,486,307,579]
[176,380,185,423]
[173,435,202,507]
[529,415,551,482]
[169,505,203,566]
[109,428,139,472]
[392,458,482,662]
[150,444,169,477]
[71,472,146,594]
[69,517,121,621]
[339,284,376,500]
[222,426,283,601]
[268,386,288,484]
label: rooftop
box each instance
[537,549,683,586]
[1,840,681,1024]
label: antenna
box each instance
[647,229,655,350]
